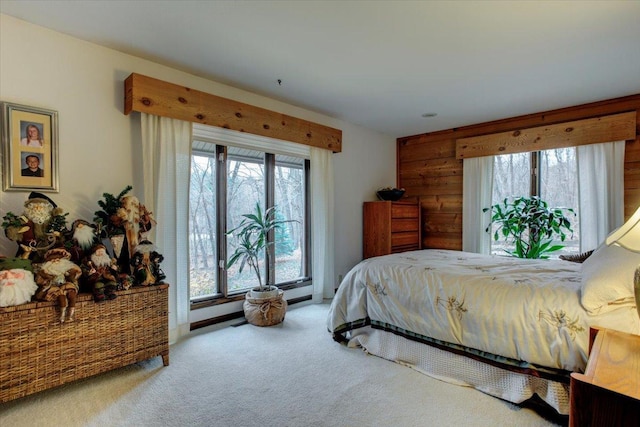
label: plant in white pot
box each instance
[226,203,294,325]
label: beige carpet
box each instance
[0,303,566,427]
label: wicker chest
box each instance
[0,284,169,403]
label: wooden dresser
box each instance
[363,200,421,259]
[569,327,640,426]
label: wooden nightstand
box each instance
[569,327,640,426]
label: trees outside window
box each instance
[189,144,309,301]
[490,148,579,256]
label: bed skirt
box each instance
[348,326,570,415]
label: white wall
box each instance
[0,14,395,326]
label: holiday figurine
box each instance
[67,219,97,263]
[0,268,38,308]
[131,240,165,286]
[33,247,82,323]
[2,192,68,262]
[81,244,119,302]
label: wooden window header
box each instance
[124,73,342,153]
[455,111,636,159]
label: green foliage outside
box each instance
[274,210,296,256]
[484,196,575,259]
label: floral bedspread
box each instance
[327,249,637,373]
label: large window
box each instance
[490,148,579,256]
[189,142,309,302]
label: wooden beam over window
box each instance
[124,73,342,152]
[455,111,636,159]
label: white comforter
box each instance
[327,249,637,373]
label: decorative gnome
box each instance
[34,247,82,323]
[0,267,38,307]
[67,219,97,263]
[2,192,67,262]
[81,244,119,302]
[130,240,165,286]
[115,195,143,271]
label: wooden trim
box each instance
[124,73,342,152]
[456,111,636,159]
[399,94,640,144]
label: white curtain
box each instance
[462,156,494,254]
[310,147,335,301]
[141,113,192,343]
[577,140,625,251]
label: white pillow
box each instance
[581,244,639,314]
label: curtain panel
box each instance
[141,113,192,343]
[310,147,335,300]
[462,156,494,254]
[577,140,625,251]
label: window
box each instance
[189,141,310,302]
[226,147,266,293]
[189,151,217,298]
[274,154,306,284]
[490,148,579,256]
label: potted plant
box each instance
[226,203,295,325]
[484,196,575,259]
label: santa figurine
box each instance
[34,247,82,323]
[131,240,164,286]
[2,192,67,262]
[81,244,119,302]
[0,268,38,307]
[67,219,97,263]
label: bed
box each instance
[327,248,640,415]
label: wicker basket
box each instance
[243,289,287,326]
[0,284,169,403]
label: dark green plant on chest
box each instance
[484,196,575,259]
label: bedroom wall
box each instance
[0,15,396,324]
[397,95,640,250]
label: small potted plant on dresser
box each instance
[227,203,294,326]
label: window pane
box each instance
[490,152,531,255]
[227,147,265,293]
[189,153,217,299]
[540,147,579,255]
[274,155,305,284]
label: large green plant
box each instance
[484,196,575,259]
[226,203,295,292]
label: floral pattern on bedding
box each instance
[538,309,585,340]
[327,249,640,373]
[436,295,467,320]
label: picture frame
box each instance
[1,102,59,192]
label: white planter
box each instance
[248,285,279,299]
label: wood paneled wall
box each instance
[397,94,640,251]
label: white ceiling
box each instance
[2,1,639,138]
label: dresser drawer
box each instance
[392,218,419,233]
[392,204,419,219]
[392,231,419,248]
